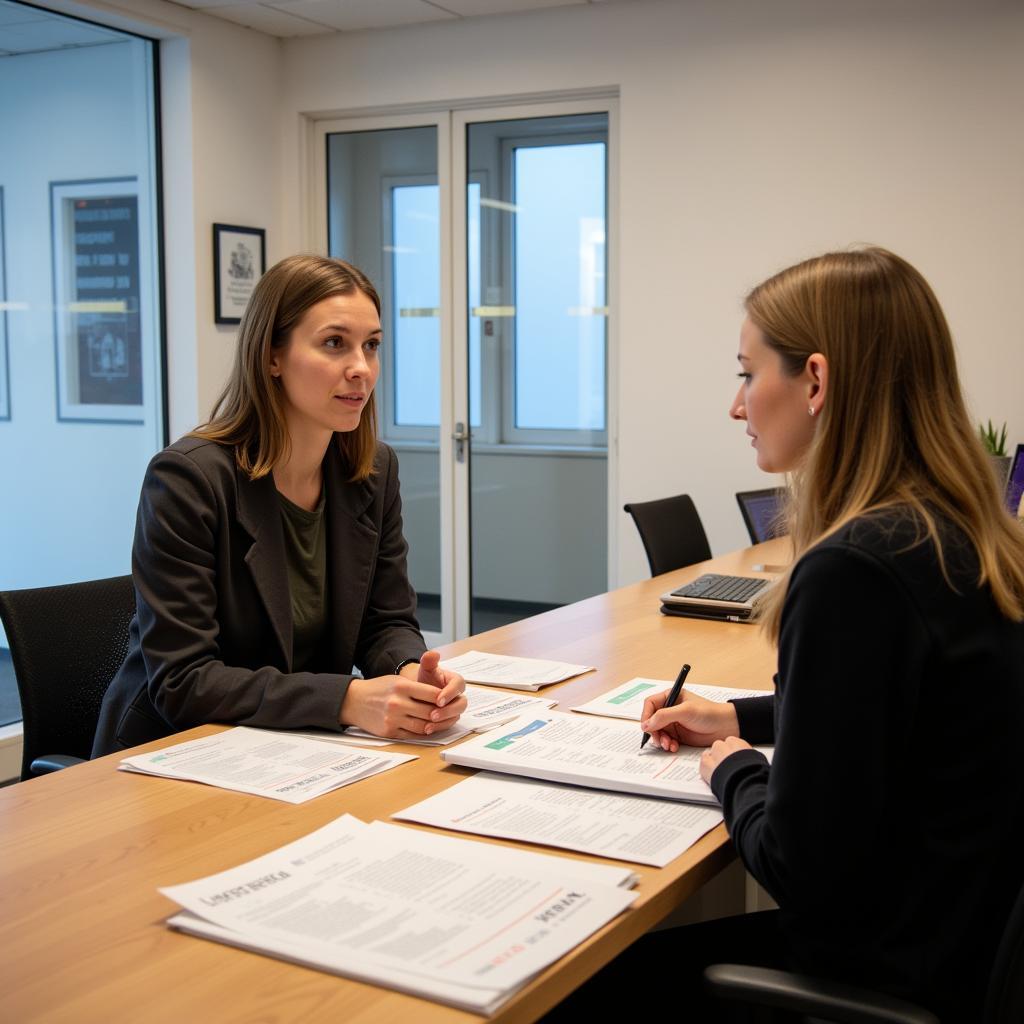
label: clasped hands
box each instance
[641,687,752,784]
[340,650,467,740]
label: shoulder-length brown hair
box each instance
[748,246,1024,640]
[192,254,381,482]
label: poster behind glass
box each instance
[51,177,144,422]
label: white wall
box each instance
[156,9,284,435]
[277,0,1024,585]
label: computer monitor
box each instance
[736,488,786,544]
[1005,443,1024,518]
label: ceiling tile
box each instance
[207,3,333,36]
[164,1,250,9]
[271,1,454,33]
[437,0,585,15]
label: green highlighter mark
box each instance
[609,682,655,705]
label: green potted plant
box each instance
[979,420,1011,487]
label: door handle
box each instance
[452,422,470,463]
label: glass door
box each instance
[317,100,614,643]
[322,117,451,642]
[456,109,610,634]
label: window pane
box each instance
[0,4,164,728]
[392,184,440,426]
[514,142,606,431]
[467,182,482,428]
[325,124,442,633]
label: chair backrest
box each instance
[0,575,135,780]
[623,494,711,576]
[735,487,786,544]
[985,873,1024,1023]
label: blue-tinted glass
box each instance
[514,143,606,431]
[393,184,440,426]
[467,182,481,428]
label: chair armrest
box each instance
[30,754,87,776]
[703,964,940,1024]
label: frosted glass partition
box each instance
[0,3,164,727]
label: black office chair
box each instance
[0,575,135,780]
[736,487,787,544]
[704,875,1024,1023]
[623,494,712,576]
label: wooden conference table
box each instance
[0,538,786,1024]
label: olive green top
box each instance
[277,489,327,672]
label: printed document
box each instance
[342,686,558,746]
[573,679,769,721]
[461,686,559,730]
[442,711,773,805]
[161,815,635,1014]
[439,650,594,690]
[119,727,416,803]
[394,771,723,867]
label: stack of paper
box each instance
[439,651,594,690]
[119,727,416,803]
[394,771,723,867]
[162,815,636,1014]
[572,679,769,721]
[442,711,773,805]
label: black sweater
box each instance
[710,511,1024,1020]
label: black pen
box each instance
[640,663,691,750]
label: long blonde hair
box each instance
[192,254,381,481]
[748,247,1024,640]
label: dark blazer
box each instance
[92,436,426,757]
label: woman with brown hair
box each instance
[554,248,1024,1022]
[93,254,465,756]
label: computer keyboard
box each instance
[668,573,768,603]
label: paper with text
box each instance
[342,686,559,747]
[442,711,773,805]
[439,651,594,690]
[119,727,416,803]
[394,771,723,867]
[572,679,770,721]
[161,815,635,1013]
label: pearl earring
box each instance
[808,406,815,416]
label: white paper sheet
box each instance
[439,651,594,690]
[343,686,560,746]
[461,686,559,729]
[161,815,635,1013]
[286,729,393,748]
[572,679,770,721]
[119,727,416,803]
[442,711,774,805]
[394,771,723,867]
[344,721,475,746]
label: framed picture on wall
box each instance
[50,177,146,423]
[213,223,265,324]
[0,185,9,421]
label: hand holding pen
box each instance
[640,667,742,752]
[640,663,691,750]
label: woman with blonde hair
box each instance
[93,254,465,755]
[553,248,1024,1022]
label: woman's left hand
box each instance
[398,650,466,711]
[699,736,753,784]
